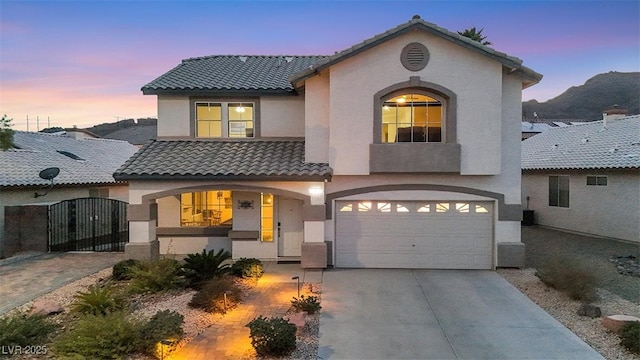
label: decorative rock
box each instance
[29,300,64,316]
[577,303,601,318]
[288,312,307,336]
[602,314,640,334]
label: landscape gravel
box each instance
[498,268,640,360]
[5,264,637,360]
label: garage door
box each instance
[335,201,493,269]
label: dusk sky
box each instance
[1,0,638,131]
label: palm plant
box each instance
[458,27,492,46]
[182,249,232,288]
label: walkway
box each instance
[170,262,322,360]
[0,252,126,315]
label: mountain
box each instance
[523,72,640,121]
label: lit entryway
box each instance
[335,201,493,269]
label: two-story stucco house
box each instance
[114,16,542,269]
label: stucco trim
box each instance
[303,205,326,221]
[157,226,231,237]
[373,77,457,144]
[128,203,158,221]
[229,230,260,240]
[325,184,520,221]
[370,143,461,173]
[139,184,312,206]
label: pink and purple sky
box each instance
[1,0,639,131]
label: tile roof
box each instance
[142,55,326,95]
[1,131,139,187]
[113,139,332,181]
[522,115,640,170]
[289,16,542,87]
[103,124,157,146]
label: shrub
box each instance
[534,257,598,301]
[621,321,640,354]
[72,283,125,316]
[137,310,184,355]
[188,276,243,313]
[232,258,264,279]
[112,259,141,280]
[246,316,297,357]
[291,294,322,314]
[182,249,232,288]
[128,258,184,294]
[0,312,55,347]
[53,312,140,359]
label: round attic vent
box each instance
[401,42,429,71]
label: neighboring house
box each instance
[102,119,158,146]
[114,16,542,269]
[521,120,584,140]
[0,131,138,256]
[522,114,640,243]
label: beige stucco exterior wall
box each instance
[0,184,129,254]
[522,171,640,242]
[157,95,190,137]
[324,31,503,175]
[304,73,330,163]
[260,96,305,137]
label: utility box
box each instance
[522,210,535,226]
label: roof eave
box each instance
[141,88,300,96]
[289,19,533,85]
[113,173,332,182]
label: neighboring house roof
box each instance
[289,16,542,87]
[141,55,326,96]
[103,124,157,146]
[522,122,554,133]
[522,115,640,170]
[0,131,139,187]
[113,140,332,181]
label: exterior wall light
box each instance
[308,186,323,196]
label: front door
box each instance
[278,197,303,257]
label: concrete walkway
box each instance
[170,262,322,360]
[0,252,126,315]
[319,269,603,360]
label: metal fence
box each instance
[49,198,128,252]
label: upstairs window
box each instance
[196,102,254,138]
[586,176,607,186]
[381,93,442,143]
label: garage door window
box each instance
[338,201,491,215]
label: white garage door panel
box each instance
[336,201,493,269]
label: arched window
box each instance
[381,93,443,143]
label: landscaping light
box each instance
[292,276,300,297]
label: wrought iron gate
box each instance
[49,198,128,252]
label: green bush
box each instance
[621,321,640,354]
[182,249,232,288]
[535,257,598,301]
[127,258,184,294]
[231,258,264,279]
[53,312,140,359]
[188,276,243,313]
[72,283,125,316]
[246,316,296,357]
[291,294,322,314]
[0,312,55,347]
[137,310,184,355]
[112,259,141,281]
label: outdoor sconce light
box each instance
[308,186,323,196]
[34,167,60,198]
[291,276,300,297]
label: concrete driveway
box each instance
[318,269,603,360]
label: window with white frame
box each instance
[549,176,570,208]
[195,102,254,138]
[586,176,607,186]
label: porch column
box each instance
[301,203,327,268]
[125,202,159,260]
